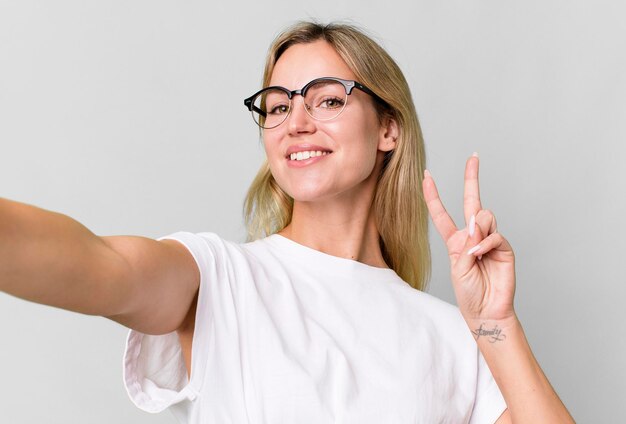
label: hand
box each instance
[422,154,516,323]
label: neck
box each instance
[278,156,389,269]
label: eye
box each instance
[319,97,345,109]
[268,104,290,115]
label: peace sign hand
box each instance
[422,154,516,324]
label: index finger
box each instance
[464,153,482,226]
[422,169,458,243]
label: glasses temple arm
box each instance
[353,82,387,105]
[244,98,267,118]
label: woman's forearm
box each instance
[0,197,127,315]
[465,315,575,423]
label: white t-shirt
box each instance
[123,231,507,423]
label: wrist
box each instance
[463,310,519,328]
[463,313,520,345]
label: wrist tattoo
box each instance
[472,323,506,343]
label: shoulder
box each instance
[388,278,460,317]
[388,282,475,344]
[158,231,250,262]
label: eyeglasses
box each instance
[243,77,384,129]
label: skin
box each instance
[422,159,516,324]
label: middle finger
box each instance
[464,153,483,226]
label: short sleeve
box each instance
[122,231,214,413]
[469,348,508,424]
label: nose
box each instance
[287,96,316,135]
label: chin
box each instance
[277,173,376,204]
[285,187,328,203]
[277,180,333,203]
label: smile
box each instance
[288,150,330,161]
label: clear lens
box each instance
[251,88,291,129]
[304,80,347,120]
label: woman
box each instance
[0,21,573,423]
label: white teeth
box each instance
[288,150,330,161]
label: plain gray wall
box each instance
[1,1,624,423]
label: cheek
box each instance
[262,135,291,192]
[262,132,276,154]
[262,134,283,167]
[337,125,380,176]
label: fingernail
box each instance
[467,244,481,255]
[478,255,483,261]
[472,151,479,158]
[469,214,475,237]
[424,169,431,179]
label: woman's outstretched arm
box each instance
[0,197,199,335]
[422,155,574,423]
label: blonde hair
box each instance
[244,21,431,291]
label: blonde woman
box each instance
[0,21,573,423]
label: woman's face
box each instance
[263,40,395,203]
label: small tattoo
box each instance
[472,323,506,343]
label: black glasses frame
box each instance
[243,77,386,129]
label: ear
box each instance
[378,116,399,152]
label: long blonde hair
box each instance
[244,21,431,291]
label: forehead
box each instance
[269,40,357,89]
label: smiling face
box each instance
[263,40,395,203]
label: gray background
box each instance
[1,1,624,423]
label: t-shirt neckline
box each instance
[264,233,398,276]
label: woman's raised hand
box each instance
[422,154,516,324]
